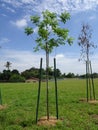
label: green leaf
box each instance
[38,28,49,39]
[30,16,40,25]
[33,46,39,52]
[67,37,74,45]
[60,11,70,23]
[42,10,58,27]
[25,10,74,53]
[25,27,33,35]
[54,28,69,39]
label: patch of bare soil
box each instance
[79,98,98,104]
[0,104,7,110]
[37,116,62,126]
[79,98,87,102]
[91,114,98,124]
[92,114,98,119]
[88,100,98,104]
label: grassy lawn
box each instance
[0,79,98,130]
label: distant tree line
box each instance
[0,67,62,82]
[0,69,25,82]
[0,67,98,82]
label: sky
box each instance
[0,0,98,74]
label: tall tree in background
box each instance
[25,10,73,121]
[78,23,97,101]
[4,61,12,70]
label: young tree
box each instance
[78,23,97,101]
[78,23,96,61]
[25,10,73,120]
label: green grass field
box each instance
[0,79,98,130]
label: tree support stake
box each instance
[86,60,95,102]
[36,58,59,123]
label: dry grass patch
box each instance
[88,100,98,104]
[37,116,62,126]
[0,104,7,110]
[91,114,98,125]
[79,99,98,104]
[79,98,87,102]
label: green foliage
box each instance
[25,27,33,35]
[0,70,25,83]
[21,67,40,79]
[30,15,40,25]
[11,69,19,75]
[21,67,62,80]
[66,72,75,78]
[2,70,11,81]
[54,28,69,39]
[0,68,98,82]
[67,37,74,45]
[9,74,25,83]
[25,10,73,53]
[60,11,70,23]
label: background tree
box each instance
[25,10,73,120]
[9,74,25,82]
[11,69,20,75]
[66,72,75,78]
[4,61,12,70]
[78,23,97,101]
[2,70,11,81]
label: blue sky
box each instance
[0,0,98,74]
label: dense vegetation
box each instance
[0,67,98,82]
[0,67,61,82]
[0,70,25,82]
[0,79,98,129]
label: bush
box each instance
[9,74,25,82]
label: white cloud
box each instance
[0,49,98,74]
[0,38,10,45]
[56,54,64,59]
[1,14,7,17]
[89,15,96,20]
[6,7,15,13]
[36,0,98,13]
[2,0,98,14]
[1,0,22,8]
[0,49,45,72]
[21,0,35,4]
[30,0,98,13]
[11,18,28,28]
[1,0,35,8]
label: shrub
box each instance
[9,74,25,82]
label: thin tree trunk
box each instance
[54,58,58,119]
